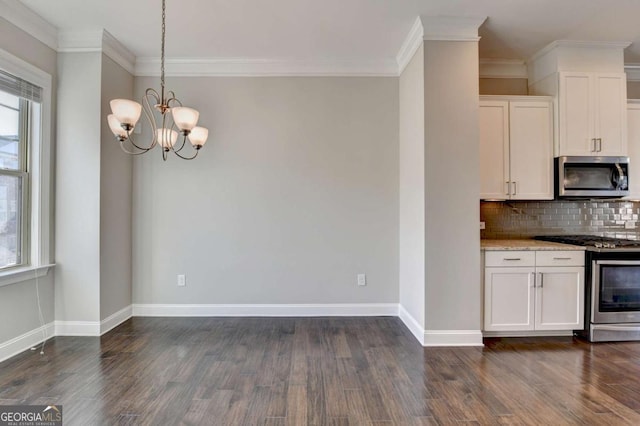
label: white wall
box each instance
[423,41,481,333]
[99,54,133,320]
[133,77,399,305]
[55,52,102,323]
[0,18,56,344]
[399,45,425,329]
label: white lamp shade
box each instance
[188,126,209,147]
[110,99,142,127]
[157,128,178,148]
[107,114,129,138]
[172,107,199,132]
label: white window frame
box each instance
[0,48,54,286]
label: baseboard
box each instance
[0,322,54,363]
[132,303,398,317]
[54,320,100,336]
[100,305,133,335]
[398,305,425,345]
[483,330,574,338]
[423,329,484,347]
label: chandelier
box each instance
[107,0,208,160]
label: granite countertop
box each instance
[481,239,586,251]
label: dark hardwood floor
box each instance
[2,317,640,425]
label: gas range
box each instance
[534,235,640,251]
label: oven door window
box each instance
[600,265,640,312]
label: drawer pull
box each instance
[503,258,522,261]
[553,257,572,260]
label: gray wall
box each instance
[0,18,56,342]
[424,41,481,331]
[479,78,528,95]
[55,52,102,322]
[99,54,133,320]
[399,45,425,328]
[629,81,640,99]
[133,77,399,305]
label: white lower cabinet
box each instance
[484,250,584,333]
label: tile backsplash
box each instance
[481,200,640,240]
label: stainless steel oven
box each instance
[535,235,640,342]
[592,260,640,323]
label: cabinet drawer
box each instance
[536,250,584,267]
[485,251,535,267]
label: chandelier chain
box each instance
[161,0,166,99]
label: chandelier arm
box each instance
[172,134,188,153]
[166,92,181,107]
[172,149,199,161]
[119,141,154,155]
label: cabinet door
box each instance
[594,74,627,156]
[509,101,553,200]
[484,267,535,331]
[534,267,584,331]
[558,72,595,156]
[479,101,509,199]
[625,102,640,199]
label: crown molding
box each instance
[0,0,58,50]
[101,31,136,75]
[625,64,640,82]
[420,16,486,41]
[58,29,135,75]
[479,58,528,79]
[396,17,424,74]
[529,40,632,64]
[57,29,103,51]
[134,57,398,77]
[396,16,486,74]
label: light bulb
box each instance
[188,126,208,148]
[110,99,142,129]
[156,128,178,149]
[172,107,199,133]
[107,114,128,140]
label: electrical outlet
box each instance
[177,274,186,286]
[625,221,636,229]
[357,274,366,286]
[480,221,486,230]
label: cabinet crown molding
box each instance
[529,40,632,64]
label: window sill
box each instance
[0,264,55,288]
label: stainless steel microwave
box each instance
[556,156,629,198]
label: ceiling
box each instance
[17,0,640,65]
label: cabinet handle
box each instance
[597,138,602,152]
[591,138,596,152]
[503,258,522,261]
[512,181,517,196]
[531,272,536,287]
[539,272,544,288]
[553,257,572,260]
[505,181,510,196]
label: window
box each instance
[0,90,29,269]
[0,50,52,278]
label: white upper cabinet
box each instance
[509,101,554,200]
[479,100,509,199]
[558,72,627,156]
[479,96,553,200]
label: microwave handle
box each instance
[614,163,626,190]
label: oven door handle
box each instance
[592,324,640,332]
